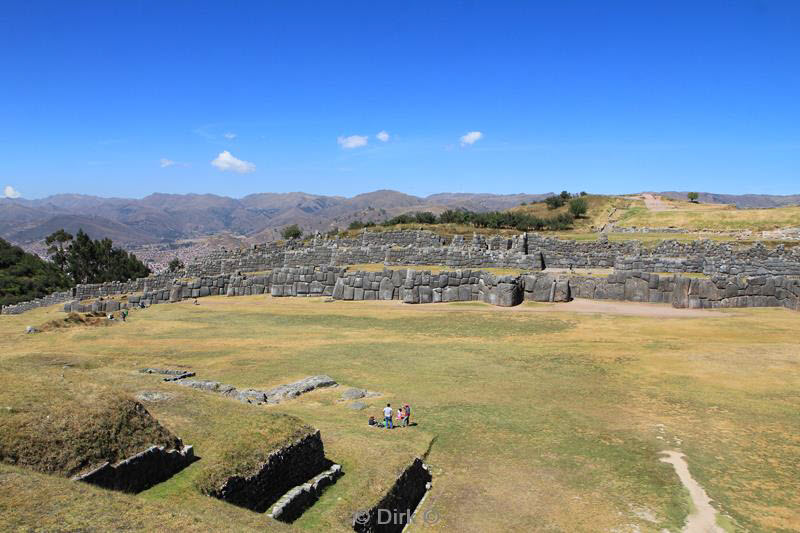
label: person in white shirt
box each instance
[383,404,393,429]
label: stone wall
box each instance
[6,228,800,315]
[73,443,195,493]
[0,290,73,315]
[569,271,800,310]
[206,430,331,513]
[352,458,432,533]
[56,265,800,315]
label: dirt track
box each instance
[371,298,730,318]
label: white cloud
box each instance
[224,132,237,140]
[211,151,256,173]
[376,130,390,142]
[4,185,21,198]
[337,135,368,149]
[160,158,190,168]
[460,131,483,146]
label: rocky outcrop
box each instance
[172,375,338,405]
[208,430,331,513]
[73,443,195,493]
[352,458,432,533]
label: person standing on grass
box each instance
[396,406,405,426]
[404,404,411,426]
[383,403,393,429]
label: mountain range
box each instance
[5,189,800,248]
[0,190,551,246]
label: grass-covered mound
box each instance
[195,416,314,495]
[39,311,112,331]
[0,381,180,477]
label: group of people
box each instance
[368,403,411,429]
[106,309,129,321]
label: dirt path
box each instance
[660,451,724,533]
[367,298,729,318]
[641,193,673,211]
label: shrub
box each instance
[544,195,566,209]
[281,224,303,240]
[569,197,588,218]
[168,258,184,272]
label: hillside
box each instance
[0,191,552,247]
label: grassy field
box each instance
[616,199,800,231]
[1,297,799,532]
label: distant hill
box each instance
[0,190,551,246]
[655,192,800,208]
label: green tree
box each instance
[45,229,73,272]
[687,192,699,203]
[0,238,71,306]
[281,224,303,240]
[559,190,572,200]
[168,258,184,272]
[569,197,588,218]
[545,195,566,209]
[65,229,150,284]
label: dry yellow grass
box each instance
[1,296,798,532]
[617,200,800,231]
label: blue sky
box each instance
[2,1,799,199]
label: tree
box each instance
[65,229,150,284]
[45,229,73,272]
[168,258,184,272]
[687,192,699,203]
[281,224,303,240]
[579,191,588,196]
[569,197,588,218]
[545,195,566,209]
[559,190,572,200]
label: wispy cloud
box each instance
[224,132,237,140]
[211,151,256,173]
[376,130,390,142]
[3,185,21,198]
[160,158,190,168]
[460,131,483,146]
[338,135,368,149]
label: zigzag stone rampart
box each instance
[4,230,800,314]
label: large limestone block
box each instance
[419,286,433,303]
[672,276,691,308]
[379,278,394,300]
[170,286,183,302]
[554,280,571,302]
[495,282,522,307]
[443,286,460,302]
[332,278,344,299]
[624,277,649,302]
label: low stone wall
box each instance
[269,463,343,523]
[0,290,73,315]
[73,443,195,493]
[352,458,432,533]
[207,430,331,513]
[172,374,338,405]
